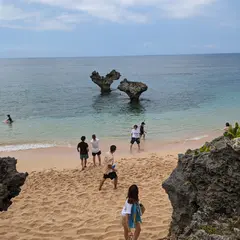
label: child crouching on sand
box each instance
[121,185,145,240]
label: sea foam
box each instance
[0,143,56,152]
[185,135,209,141]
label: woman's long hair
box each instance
[127,184,139,204]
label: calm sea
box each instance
[0,54,240,151]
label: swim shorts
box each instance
[80,154,89,160]
[92,151,101,156]
[103,172,117,180]
[130,138,140,144]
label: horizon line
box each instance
[0,52,240,60]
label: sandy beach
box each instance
[0,137,216,240]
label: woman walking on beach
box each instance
[91,134,101,166]
[77,136,89,171]
[121,185,144,240]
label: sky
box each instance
[0,0,239,57]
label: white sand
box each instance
[0,137,216,240]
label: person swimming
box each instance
[6,115,13,124]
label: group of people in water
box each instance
[76,122,147,240]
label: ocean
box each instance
[0,54,240,151]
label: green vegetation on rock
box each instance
[199,225,220,235]
[199,143,211,153]
[224,122,240,139]
[185,149,192,155]
[185,143,211,156]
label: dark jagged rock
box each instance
[162,136,240,240]
[0,157,28,211]
[117,78,148,102]
[90,70,121,93]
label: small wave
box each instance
[185,135,209,141]
[0,143,56,152]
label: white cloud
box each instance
[36,13,89,30]
[0,4,37,21]
[159,0,216,19]
[26,0,149,23]
[0,0,217,30]
[204,44,217,48]
[143,41,152,48]
[0,3,87,30]
[191,44,217,49]
[219,21,238,29]
[27,0,217,20]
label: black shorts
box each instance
[131,138,140,144]
[103,172,117,180]
[92,151,101,156]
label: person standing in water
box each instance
[99,145,117,191]
[130,125,140,152]
[91,134,101,166]
[6,115,13,124]
[140,122,146,140]
[77,136,89,171]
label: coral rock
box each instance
[90,70,121,93]
[117,78,148,102]
[0,157,28,211]
[162,136,240,240]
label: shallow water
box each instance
[0,54,240,150]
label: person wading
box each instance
[130,125,140,152]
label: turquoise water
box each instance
[0,54,240,150]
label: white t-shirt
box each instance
[121,199,133,216]
[104,151,114,174]
[131,128,140,138]
[91,138,100,153]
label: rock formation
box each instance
[162,136,240,240]
[117,78,148,102]
[0,157,28,211]
[90,70,121,93]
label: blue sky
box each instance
[0,0,239,57]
